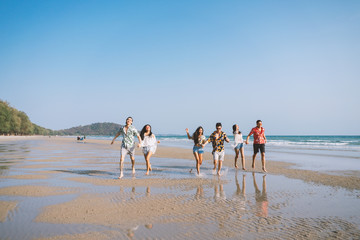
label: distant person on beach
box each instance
[232,124,246,170]
[77,136,86,142]
[245,120,267,172]
[186,127,206,175]
[111,117,142,179]
[203,123,230,176]
[140,124,160,175]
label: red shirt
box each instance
[249,127,265,144]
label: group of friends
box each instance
[111,117,267,179]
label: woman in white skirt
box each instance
[140,124,159,175]
[233,124,246,170]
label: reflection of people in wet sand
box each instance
[214,180,226,201]
[252,172,268,218]
[127,225,139,239]
[146,186,151,197]
[195,184,204,199]
[234,171,246,211]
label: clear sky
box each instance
[1,0,359,135]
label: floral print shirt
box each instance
[249,127,265,144]
[117,125,139,149]
[207,131,228,152]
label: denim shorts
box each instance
[193,145,204,154]
[235,143,244,150]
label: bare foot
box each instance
[118,173,124,179]
[132,168,136,174]
[149,165,152,171]
[252,164,255,169]
[146,171,149,175]
[235,164,238,168]
[242,167,247,171]
[262,168,267,172]
[217,171,221,176]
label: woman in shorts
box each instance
[186,127,206,175]
[140,124,159,175]
[233,124,246,170]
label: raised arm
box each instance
[185,128,192,140]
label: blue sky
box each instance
[1,0,359,135]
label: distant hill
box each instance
[0,100,54,135]
[0,99,122,136]
[56,122,121,136]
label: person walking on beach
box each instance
[140,124,159,175]
[186,127,206,175]
[232,124,246,170]
[203,123,230,176]
[245,120,267,172]
[111,117,142,179]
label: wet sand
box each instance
[0,136,359,239]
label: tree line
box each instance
[0,100,54,135]
[1,100,121,136]
[57,122,121,136]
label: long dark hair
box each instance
[232,124,241,134]
[192,126,203,145]
[140,124,152,140]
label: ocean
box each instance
[84,135,360,172]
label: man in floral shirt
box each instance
[111,117,142,178]
[204,122,230,176]
[245,120,267,172]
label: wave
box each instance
[84,135,360,151]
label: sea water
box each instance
[86,135,360,172]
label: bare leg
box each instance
[130,156,135,174]
[217,160,222,175]
[144,152,153,175]
[198,153,203,165]
[198,153,203,175]
[119,155,125,179]
[213,159,217,173]
[252,153,257,169]
[146,152,153,174]
[261,152,267,172]
[240,147,246,171]
[193,152,200,175]
[234,148,239,168]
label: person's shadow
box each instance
[252,172,268,218]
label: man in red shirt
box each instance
[245,120,267,172]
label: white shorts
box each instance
[213,151,225,161]
[121,145,135,158]
[142,146,156,155]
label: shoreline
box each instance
[1,136,359,190]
